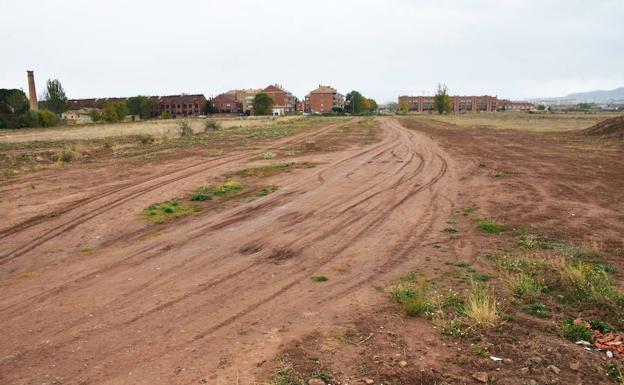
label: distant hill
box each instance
[534,87,624,104]
[565,87,624,102]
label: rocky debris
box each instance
[594,332,624,358]
[583,115,624,138]
[569,361,581,371]
[472,371,489,383]
[547,365,561,375]
[519,367,530,375]
[308,379,326,385]
[363,378,374,384]
[398,360,407,367]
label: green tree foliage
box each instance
[252,93,274,116]
[345,91,365,114]
[126,96,155,119]
[433,84,452,114]
[0,89,38,128]
[43,79,68,114]
[345,91,378,114]
[537,104,546,111]
[399,102,409,114]
[205,99,217,114]
[36,109,59,127]
[102,101,129,123]
[89,109,103,122]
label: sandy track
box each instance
[0,118,457,385]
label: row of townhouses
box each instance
[65,84,346,120]
[398,95,535,112]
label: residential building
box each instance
[152,94,207,117]
[226,89,262,114]
[211,93,243,114]
[263,84,296,115]
[398,95,520,112]
[304,85,345,113]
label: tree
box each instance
[537,104,546,111]
[43,79,68,114]
[433,84,451,114]
[127,96,155,119]
[102,101,129,123]
[37,109,59,127]
[252,93,274,116]
[205,99,217,114]
[367,98,378,112]
[345,91,365,114]
[399,102,409,114]
[0,89,37,128]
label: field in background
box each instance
[403,111,619,132]
[0,115,304,143]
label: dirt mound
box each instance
[583,115,624,138]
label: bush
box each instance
[160,111,172,119]
[178,120,194,137]
[37,109,59,127]
[51,149,77,163]
[204,119,221,132]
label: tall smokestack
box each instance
[27,70,38,110]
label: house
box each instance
[152,94,207,117]
[305,85,345,113]
[211,93,243,114]
[263,84,296,116]
[61,108,96,125]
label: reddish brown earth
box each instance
[1,117,623,385]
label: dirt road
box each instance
[0,118,457,384]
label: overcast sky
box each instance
[2,0,623,103]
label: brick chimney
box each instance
[27,70,38,110]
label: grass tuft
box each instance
[311,275,328,282]
[463,283,498,328]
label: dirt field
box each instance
[1,115,623,385]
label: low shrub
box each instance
[204,119,221,132]
[178,120,194,137]
[558,319,593,342]
[391,282,435,318]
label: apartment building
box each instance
[398,95,500,112]
[304,85,345,113]
[211,93,243,114]
[263,84,296,115]
[152,94,207,117]
[225,89,262,114]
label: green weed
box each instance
[521,303,551,318]
[390,282,435,318]
[142,199,201,224]
[475,218,506,234]
[311,275,328,282]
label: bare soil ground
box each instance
[1,115,623,385]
